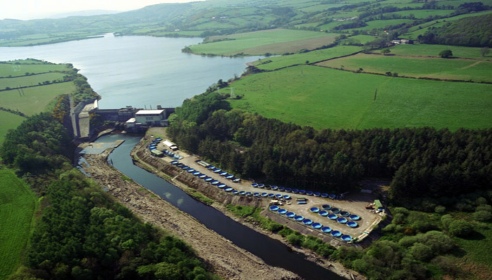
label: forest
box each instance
[1,107,216,280]
[168,91,492,207]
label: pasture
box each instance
[228,65,492,130]
[0,60,70,77]
[0,169,38,280]
[253,45,362,71]
[0,111,25,145]
[1,72,66,89]
[1,82,75,116]
[188,29,338,56]
[317,53,492,82]
[390,44,492,60]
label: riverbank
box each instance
[81,146,300,280]
[131,128,366,280]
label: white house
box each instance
[135,109,166,126]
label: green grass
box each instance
[0,82,75,116]
[229,65,492,130]
[0,169,38,280]
[353,19,414,31]
[0,61,70,77]
[189,29,337,56]
[0,111,26,145]
[386,9,454,19]
[390,44,492,60]
[318,53,492,82]
[253,45,362,70]
[454,222,492,268]
[0,73,66,89]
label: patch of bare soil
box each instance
[82,150,300,280]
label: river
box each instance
[3,35,343,279]
[0,34,260,108]
[100,133,344,280]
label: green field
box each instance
[0,60,71,77]
[0,169,38,280]
[0,111,26,145]
[1,82,75,116]
[0,72,66,89]
[253,45,362,70]
[228,65,492,130]
[318,53,492,82]
[188,29,338,56]
[390,44,492,60]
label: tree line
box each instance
[168,92,492,204]
[1,104,216,279]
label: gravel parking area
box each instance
[151,136,384,244]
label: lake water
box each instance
[0,34,259,108]
[4,35,343,279]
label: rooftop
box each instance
[135,109,164,115]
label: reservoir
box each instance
[3,35,341,279]
[101,133,343,280]
[0,34,260,108]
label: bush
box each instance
[278,227,293,237]
[410,242,433,261]
[439,49,453,58]
[448,220,474,237]
[435,205,446,214]
[441,214,453,230]
[473,210,492,222]
[286,233,303,246]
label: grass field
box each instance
[1,82,75,116]
[0,73,66,89]
[0,60,70,77]
[317,53,492,82]
[188,29,338,56]
[0,111,26,145]
[0,169,38,280]
[228,65,492,130]
[455,222,492,266]
[253,45,362,70]
[390,44,492,60]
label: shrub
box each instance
[410,242,433,261]
[286,233,303,246]
[439,49,453,58]
[448,220,474,237]
[435,205,446,214]
[473,210,492,222]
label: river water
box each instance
[101,134,343,280]
[0,34,260,108]
[2,35,342,279]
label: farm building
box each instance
[135,109,167,126]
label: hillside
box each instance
[1,0,492,48]
[419,13,492,47]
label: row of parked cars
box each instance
[251,183,339,200]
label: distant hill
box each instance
[48,10,120,19]
[419,13,492,47]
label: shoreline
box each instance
[129,129,365,280]
[79,130,365,279]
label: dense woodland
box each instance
[1,105,216,280]
[168,91,492,207]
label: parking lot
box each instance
[151,138,383,243]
